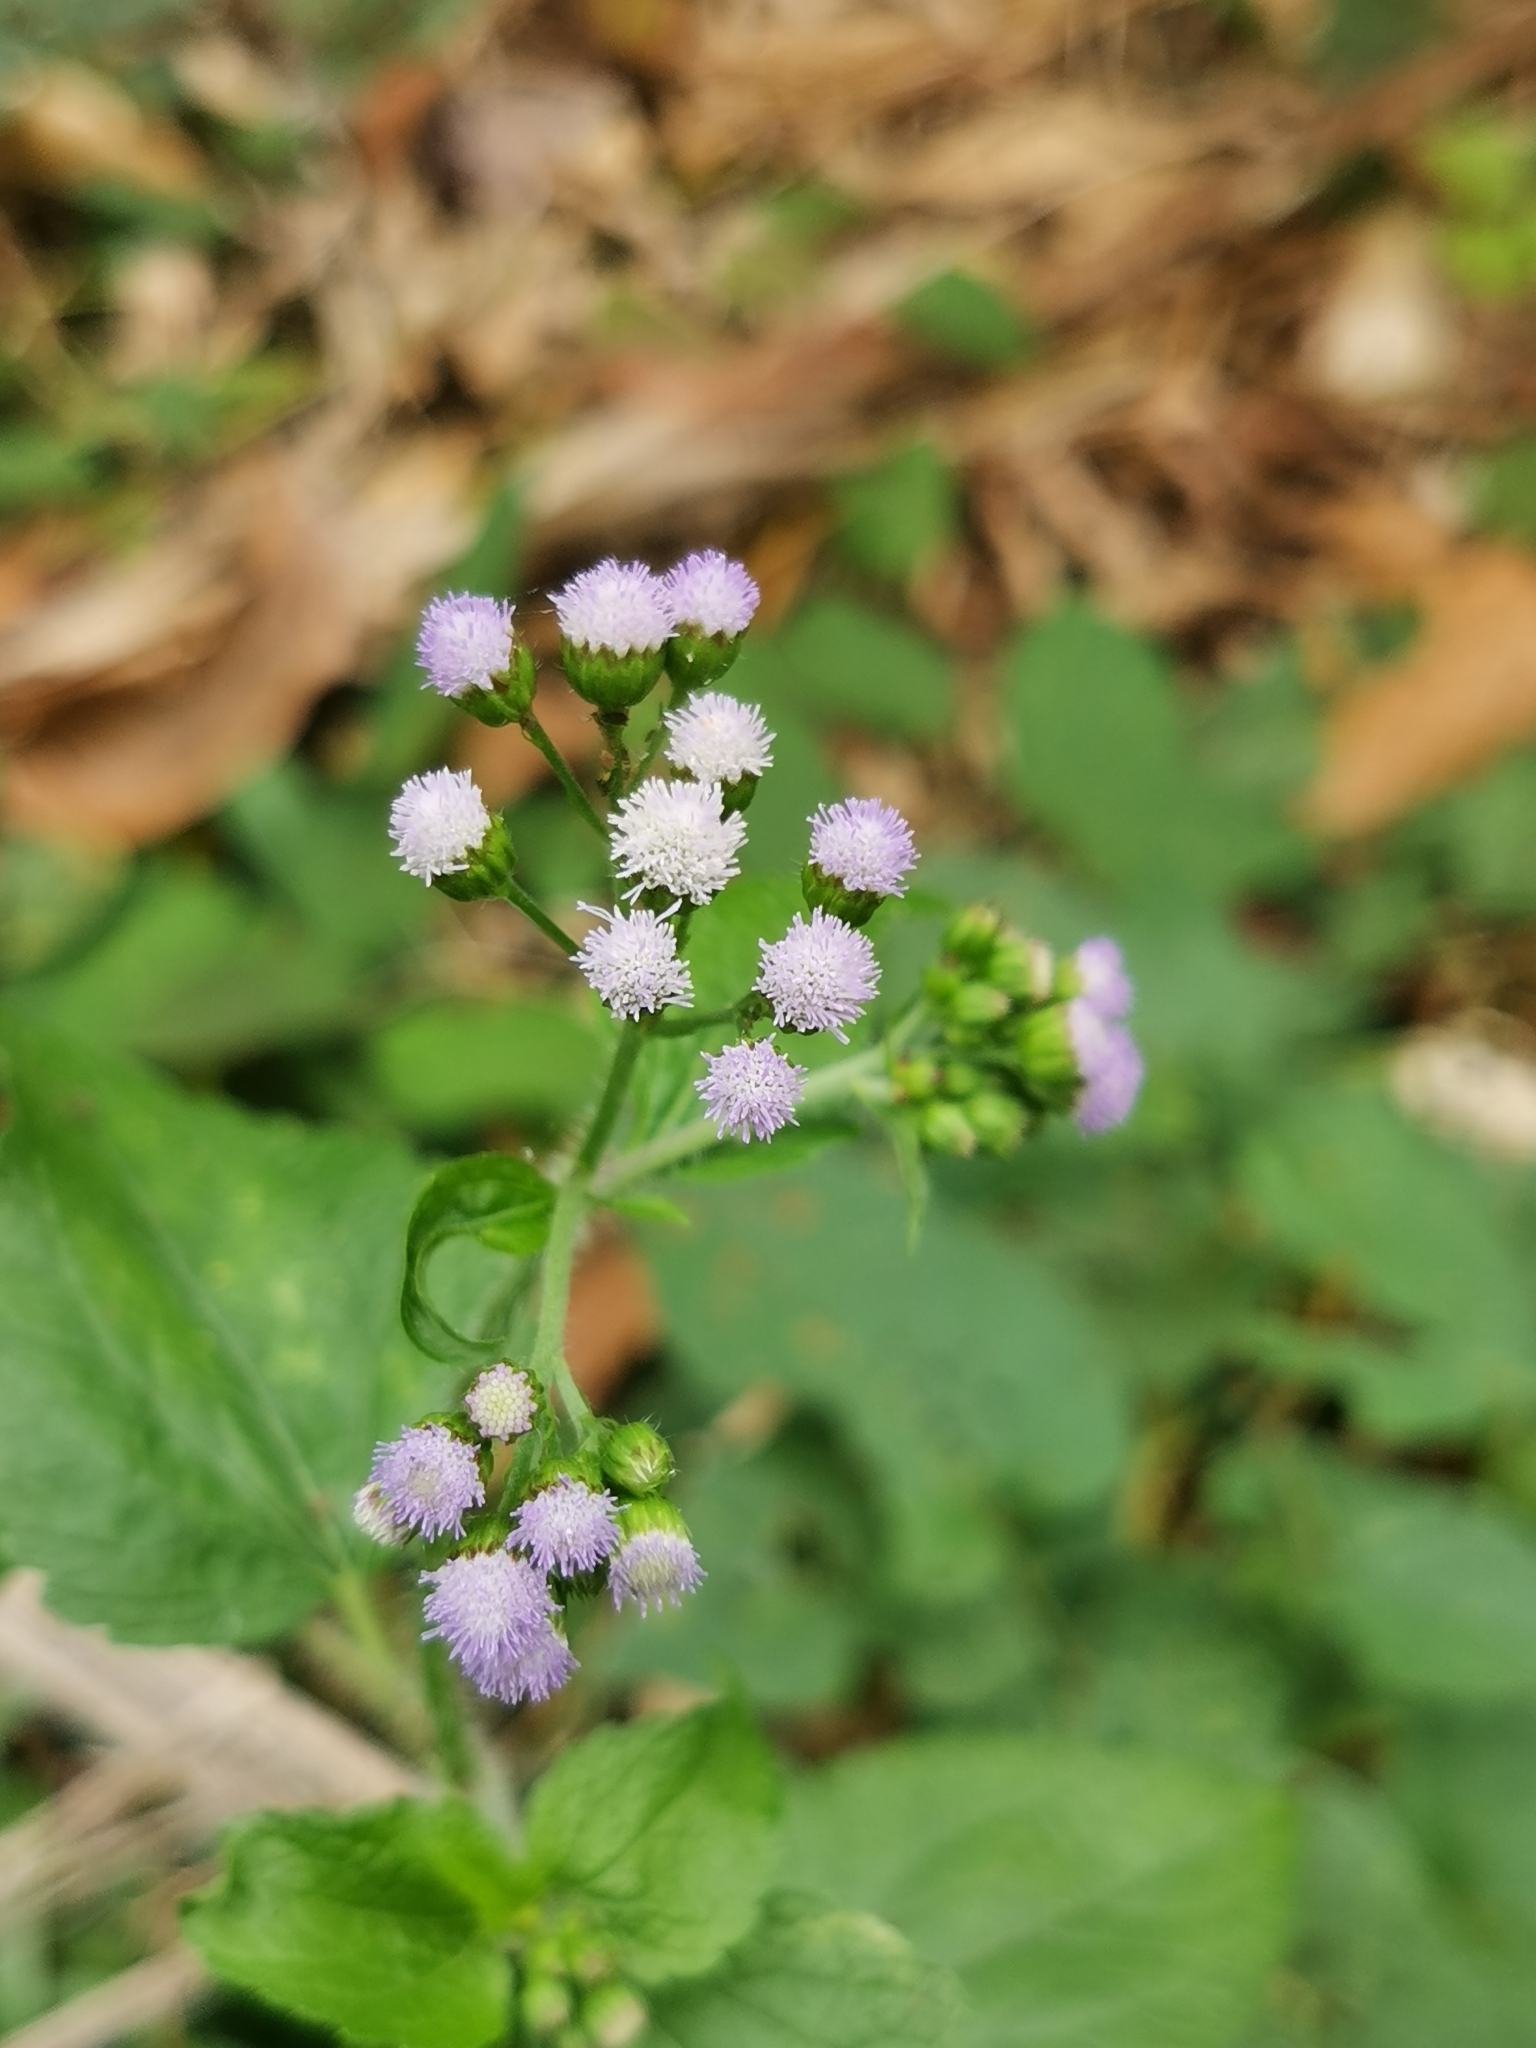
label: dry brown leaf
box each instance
[0,64,208,198]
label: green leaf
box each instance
[1314,0,1442,84]
[780,1734,1296,2048]
[524,1698,781,1986]
[683,876,806,1011]
[182,1800,520,2048]
[646,1151,1129,1598]
[401,1153,555,1363]
[894,268,1035,371]
[649,1892,960,2048]
[368,998,603,1135]
[1212,1440,1536,1704]
[1003,602,1300,902]
[1472,433,1536,548]
[1389,1705,1536,1944]
[833,444,960,583]
[776,598,953,741]
[0,1016,441,1643]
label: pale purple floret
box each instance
[1075,936,1133,1021]
[389,768,491,884]
[610,1529,705,1617]
[663,550,759,637]
[808,797,917,898]
[421,1550,555,1698]
[465,1363,535,1441]
[513,1476,620,1577]
[756,909,879,1042]
[351,1482,403,1547]
[572,903,693,1019]
[696,1038,806,1142]
[664,692,773,783]
[551,558,673,654]
[487,1619,579,1706]
[415,593,514,698]
[1066,998,1144,1135]
[370,1423,483,1541]
[609,777,745,904]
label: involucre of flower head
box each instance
[465,1363,536,1441]
[756,909,879,1041]
[572,904,693,1019]
[1073,935,1133,1020]
[551,558,673,654]
[415,593,515,698]
[420,1549,555,1698]
[351,1481,404,1547]
[609,778,745,904]
[695,1037,806,1142]
[808,797,917,898]
[389,769,492,884]
[610,1500,704,1617]
[485,1618,579,1706]
[369,1422,483,1541]
[663,550,759,637]
[512,1475,620,1577]
[1065,998,1144,1134]
[663,692,774,784]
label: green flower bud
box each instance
[919,1100,976,1156]
[890,1056,941,1103]
[801,860,882,928]
[581,1983,649,2048]
[948,983,1010,1028]
[719,770,760,816]
[666,626,745,692]
[944,902,1004,969]
[923,963,964,1006]
[520,1974,573,2036]
[1015,1003,1082,1113]
[989,932,1053,1002]
[560,639,668,711]
[940,1062,984,1099]
[601,1421,674,1497]
[431,813,517,903]
[966,1090,1026,1155]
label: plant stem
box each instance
[500,879,578,955]
[419,1632,477,1793]
[520,712,608,840]
[530,1024,647,1429]
[593,1043,888,1193]
[650,1004,737,1038]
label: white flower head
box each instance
[696,1037,806,1142]
[389,769,491,884]
[663,550,759,637]
[550,558,673,654]
[664,693,774,784]
[610,778,745,905]
[573,904,693,1019]
[756,909,879,1042]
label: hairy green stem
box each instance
[500,879,578,956]
[520,712,608,839]
[650,1004,738,1038]
[419,1633,477,1793]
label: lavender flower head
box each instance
[369,1423,483,1540]
[389,769,491,884]
[513,1476,620,1578]
[351,1481,403,1548]
[489,1619,579,1706]
[573,904,693,1019]
[1074,936,1133,1021]
[809,798,917,899]
[696,1038,806,1142]
[756,909,879,1042]
[664,693,774,784]
[465,1363,535,1441]
[611,1526,705,1618]
[663,550,759,638]
[551,559,673,654]
[610,778,745,904]
[415,593,514,698]
[421,1549,554,1698]
[1066,998,1144,1135]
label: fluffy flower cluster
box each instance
[1065,936,1141,1133]
[464,1364,535,1441]
[415,593,514,698]
[389,769,490,884]
[757,909,880,1042]
[664,550,760,637]
[696,1037,806,1142]
[610,778,746,904]
[809,797,917,899]
[573,904,692,1019]
[664,692,773,784]
[366,1424,483,1541]
[550,558,674,654]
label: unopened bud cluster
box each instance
[514,1919,649,2048]
[354,1369,698,1710]
[900,911,1144,1153]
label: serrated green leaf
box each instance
[525,1699,781,1985]
[780,1734,1295,2048]
[182,1800,520,2048]
[648,1891,960,2048]
[401,1153,555,1362]
[0,1015,442,1643]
